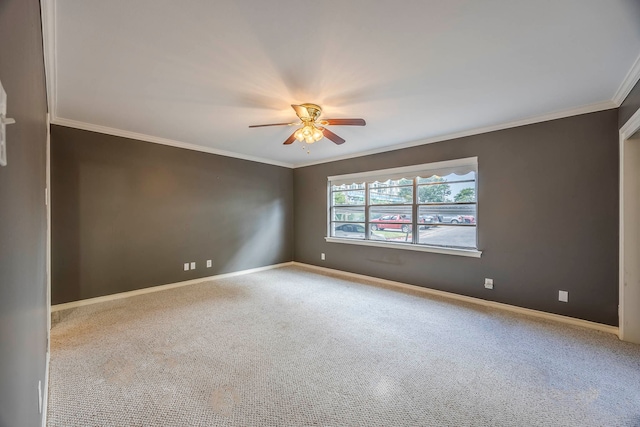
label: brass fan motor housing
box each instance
[297,103,322,122]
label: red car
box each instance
[371,215,422,232]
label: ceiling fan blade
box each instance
[291,104,311,120]
[322,128,346,145]
[283,131,297,145]
[321,118,366,126]
[249,122,297,128]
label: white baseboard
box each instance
[51,262,294,312]
[51,260,618,336]
[292,262,619,335]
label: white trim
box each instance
[49,103,616,172]
[50,100,617,171]
[40,0,57,120]
[325,237,482,258]
[620,124,625,341]
[613,53,640,107]
[41,351,49,427]
[43,112,51,427]
[619,107,640,342]
[41,0,288,168]
[620,105,640,137]
[45,113,51,341]
[37,0,634,170]
[51,262,294,312]
[41,0,293,169]
[327,157,477,183]
[619,128,624,341]
[293,262,618,335]
[51,118,294,168]
[293,101,616,168]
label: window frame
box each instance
[325,157,482,258]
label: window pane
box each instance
[449,182,476,203]
[369,229,390,241]
[331,182,365,191]
[369,206,413,237]
[369,184,413,205]
[418,225,477,249]
[371,229,411,242]
[417,183,451,203]
[331,206,365,222]
[418,181,476,203]
[370,205,412,220]
[331,222,366,239]
[332,190,365,206]
[418,205,477,225]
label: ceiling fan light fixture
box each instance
[295,124,324,144]
[249,103,366,146]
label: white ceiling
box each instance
[45,0,640,167]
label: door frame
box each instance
[619,107,640,342]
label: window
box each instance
[327,157,480,257]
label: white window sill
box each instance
[324,237,482,258]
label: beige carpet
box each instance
[47,265,640,426]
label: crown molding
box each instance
[42,0,293,169]
[293,100,617,168]
[51,99,616,171]
[41,0,632,170]
[51,118,294,168]
[619,102,640,139]
[52,98,615,170]
[613,53,640,107]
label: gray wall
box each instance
[0,0,49,426]
[51,125,293,304]
[294,109,619,326]
[619,78,640,129]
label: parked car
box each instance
[334,224,386,240]
[461,215,476,224]
[370,215,418,233]
[419,215,438,229]
[434,214,463,224]
[431,214,475,224]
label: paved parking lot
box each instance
[385,225,476,248]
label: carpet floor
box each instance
[47,265,640,426]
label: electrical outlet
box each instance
[559,290,569,303]
[484,278,494,289]
[190,262,196,270]
[183,263,189,271]
[321,253,325,261]
[206,260,212,268]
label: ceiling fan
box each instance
[249,103,366,145]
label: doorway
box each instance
[620,109,640,343]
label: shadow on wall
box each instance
[221,198,288,273]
